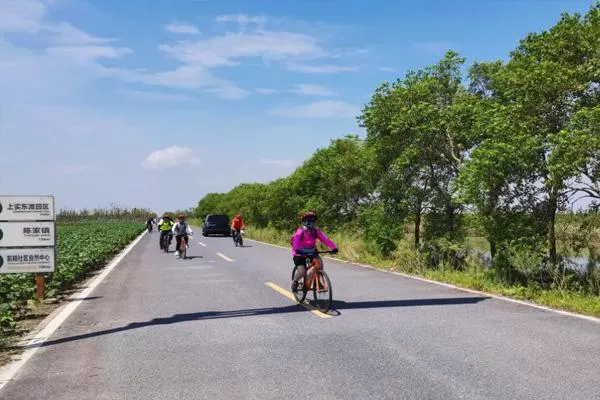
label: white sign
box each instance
[0,247,55,273]
[0,196,55,221]
[0,221,55,247]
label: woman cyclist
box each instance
[291,211,338,293]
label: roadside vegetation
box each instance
[0,207,149,351]
[196,4,600,318]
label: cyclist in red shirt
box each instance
[230,214,245,244]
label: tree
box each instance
[460,4,600,264]
[359,51,474,247]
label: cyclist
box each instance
[230,213,245,244]
[157,213,174,250]
[146,216,154,232]
[172,214,193,258]
[291,211,338,293]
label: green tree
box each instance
[460,4,600,264]
[359,51,474,247]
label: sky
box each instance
[0,0,594,213]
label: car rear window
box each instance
[207,215,229,224]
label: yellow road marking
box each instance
[265,281,333,319]
[216,252,234,262]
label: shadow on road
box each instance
[66,296,103,302]
[24,296,488,349]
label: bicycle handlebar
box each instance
[302,249,338,255]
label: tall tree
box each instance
[359,51,474,247]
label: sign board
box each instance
[0,247,55,273]
[0,196,55,221]
[0,221,55,247]
[0,195,56,284]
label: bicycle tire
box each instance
[291,265,307,303]
[311,270,332,313]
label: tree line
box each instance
[196,4,600,289]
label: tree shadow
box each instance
[66,296,103,302]
[23,296,488,349]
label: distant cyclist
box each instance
[230,213,245,244]
[157,213,174,250]
[290,211,338,293]
[146,216,155,232]
[172,214,193,258]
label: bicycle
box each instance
[177,235,191,259]
[291,250,334,312]
[233,229,244,247]
[160,232,172,253]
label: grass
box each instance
[245,226,600,318]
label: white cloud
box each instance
[216,14,267,25]
[285,62,357,74]
[47,45,132,63]
[118,89,194,101]
[411,41,459,55]
[292,84,336,96]
[142,146,202,170]
[205,85,249,99]
[0,0,48,33]
[164,23,200,35]
[271,100,359,118]
[48,22,117,45]
[159,31,325,68]
[256,88,277,95]
[379,66,395,72]
[110,65,221,89]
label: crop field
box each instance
[0,221,144,344]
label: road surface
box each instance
[1,231,599,400]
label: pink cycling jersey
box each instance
[291,227,336,256]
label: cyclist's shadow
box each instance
[321,296,489,317]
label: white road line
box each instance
[216,252,234,262]
[198,242,207,247]
[0,230,148,391]
[245,238,600,325]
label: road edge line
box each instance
[246,238,600,325]
[0,230,148,391]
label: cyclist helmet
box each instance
[162,213,171,219]
[300,211,317,227]
[300,211,317,221]
[178,214,186,220]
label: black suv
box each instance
[202,214,230,236]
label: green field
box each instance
[0,221,144,346]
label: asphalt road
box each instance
[1,231,599,400]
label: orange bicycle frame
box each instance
[304,256,324,291]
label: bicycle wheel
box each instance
[311,270,332,312]
[291,265,307,303]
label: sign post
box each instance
[0,196,56,299]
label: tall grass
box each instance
[246,226,600,318]
[58,206,154,223]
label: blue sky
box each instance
[0,0,594,213]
